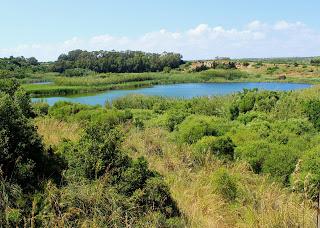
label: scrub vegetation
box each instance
[1,52,320,227]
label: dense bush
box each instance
[235,141,273,173]
[53,49,183,73]
[304,99,320,130]
[111,95,162,110]
[193,136,235,161]
[55,114,182,225]
[211,168,238,201]
[49,101,100,121]
[176,115,228,144]
[0,79,63,225]
[263,147,299,184]
[230,89,280,119]
[0,79,58,189]
[161,109,188,131]
[310,58,320,66]
[291,146,320,199]
[32,101,49,116]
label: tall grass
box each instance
[123,127,316,227]
[35,117,82,146]
[23,70,259,96]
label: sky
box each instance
[1,0,320,61]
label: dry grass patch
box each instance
[123,127,316,228]
[35,117,83,146]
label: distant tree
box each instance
[243,62,250,67]
[53,50,184,73]
[310,58,320,66]
[27,57,39,65]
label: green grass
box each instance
[22,68,320,97]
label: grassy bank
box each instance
[23,68,320,97]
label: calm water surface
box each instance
[32,82,312,106]
[31,81,53,85]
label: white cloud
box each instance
[273,20,305,30]
[1,20,320,61]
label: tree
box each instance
[310,58,320,66]
[53,50,184,73]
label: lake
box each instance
[32,82,312,106]
[31,81,53,85]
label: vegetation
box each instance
[2,51,320,227]
[0,79,183,227]
[28,83,320,226]
[53,49,183,73]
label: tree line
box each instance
[0,56,46,78]
[52,49,184,74]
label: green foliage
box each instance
[0,56,45,79]
[200,69,247,80]
[63,68,95,77]
[112,95,162,110]
[263,148,299,184]
[32,101,49,116]
[235,141,270,173]
[0,80,45,188]
[291,146,320,200]
[176,115,228,144]
[237,111,268,125]
[0,79,63,226]
[163,66,172,73]
[49,101,99,121]
[230,89,280,119]
[53,49,183,73]
[304,99,320,130]
[266,66,279,74]
[193,136,235,161]
[211,168,238,201]
[161,109,188,131]
[54,111,181,226]
[310,58,320,66]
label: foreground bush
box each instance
[211,168,238,201]
[53,116,182,226]
[176,115,229,144]
[291,146,320,199]
[193,136,235,162]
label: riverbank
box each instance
[22,69,320,97]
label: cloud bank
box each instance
[1,20,320,61]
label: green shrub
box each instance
[211,168,238,201]
[63,68,94,77]
[0,79,62,202]
[230,89,280,120]
[163,66,171,73]
[176,115,227,144]
[163,110,188,131]
[263,147,299,184]
[49,101,100,121]
[310,58,320,66]
[32,101,49,116]
[193,136,235,162]
[54,112,182,226]
[112,95,161,110]
[235,141,272,173]
[304,99,320,130]
[237,111,268,125]
[291,146,320,199]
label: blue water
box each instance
[32,82,312,106]
[31,81,53,85]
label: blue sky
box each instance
[1,0,320,60]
